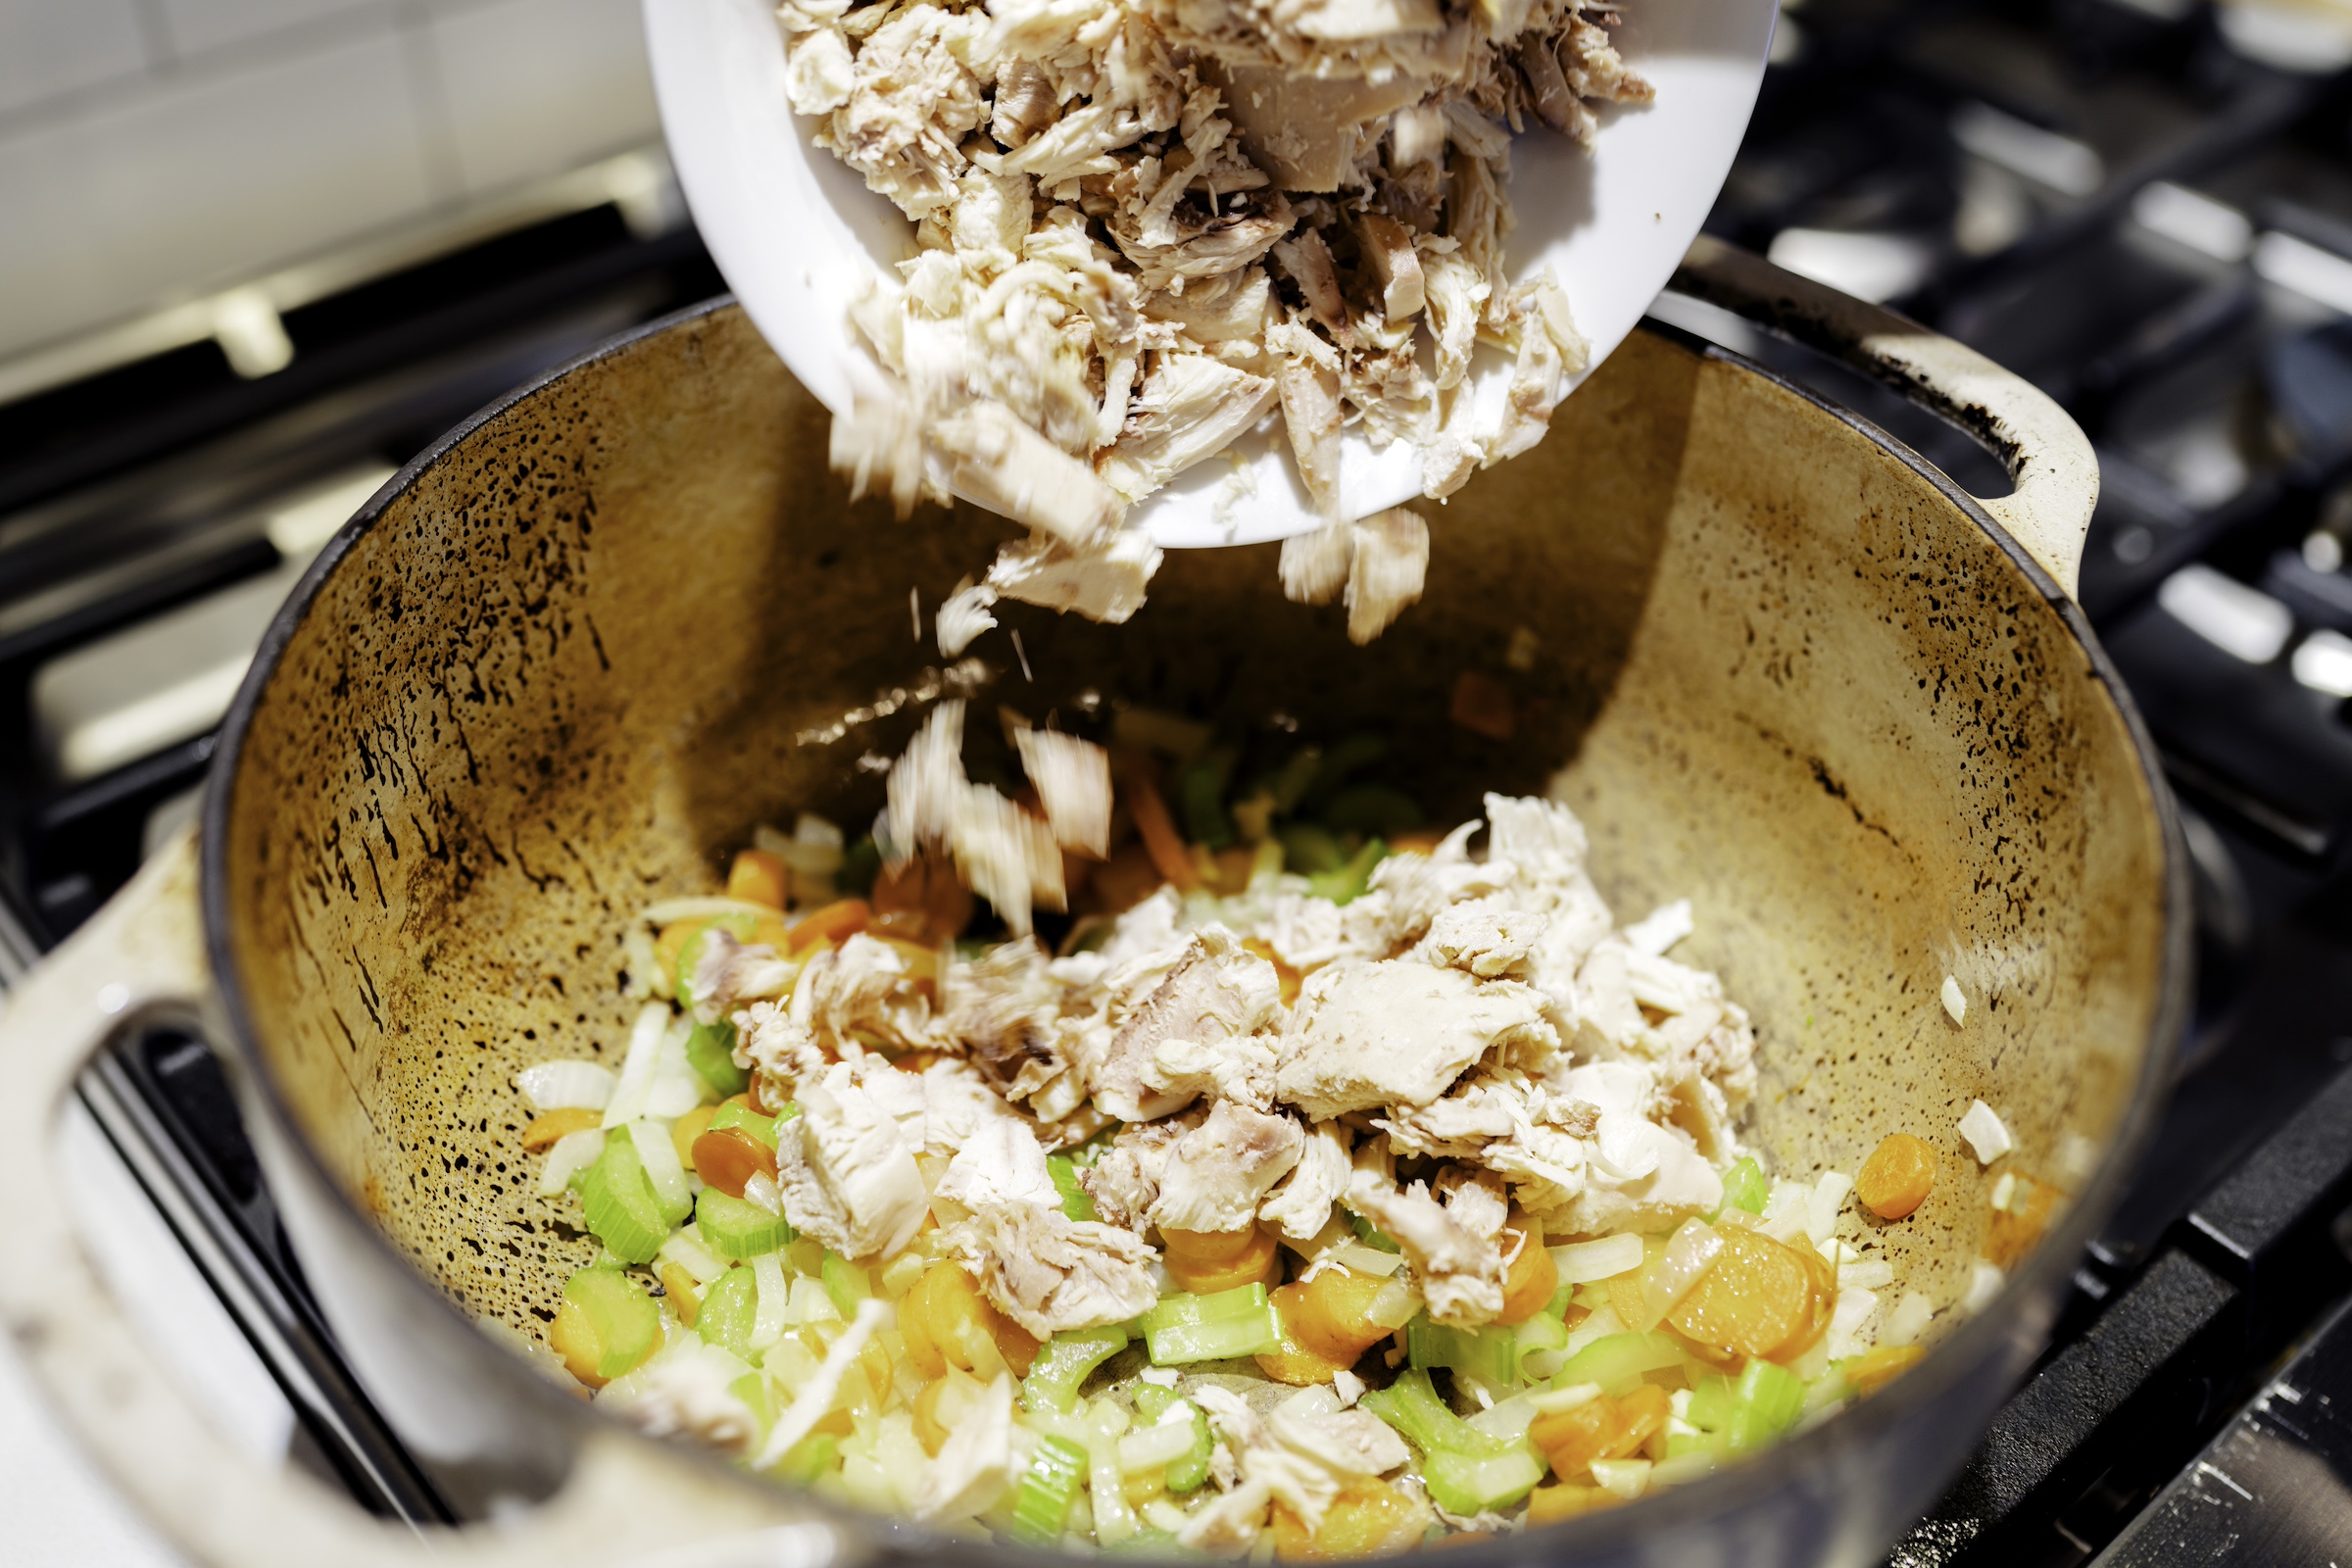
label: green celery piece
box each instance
[1145,1311,1281,1365]
[1324,783,1424,839]
[1047,1153,1097,1222]
[1664,1429,1725,1461]
[685,1020,748,1098]
[710,1102,780,1150]
[1422,1447,1544,1517]
[1132,1387,1212,1494]
[821,1251,874,1318]
[770,1432,838,1486]
[1543,1282,1576,1319]
[577,1137,670,1264]
[1406,1317,1521,1386]
[1010,1434,1091,1544]
[1726,1359,1805,1450]
[837,836,882,898]
[1514,1312,1570,1361]
[728,1369,775,1429]
[1359,1369,1517,1459]
[1277,823,1348,875]
[1022,1324,1130,1412]
[1685,1371,1736,1434]
[699,1268,759,1357]
[698,1187,794,1259]
[1139,1284,1272,1335]
[1265,749,1323,814]
[1177,746,1239,850]
[673,913,760,1004]
[1298,734,1388,812]
[1348,1212,1402,1253]
[564,1266,661,1381]
[1551,1332,1687,1397]
[1713,1156,1769,1219]
[1307,838,1389,906]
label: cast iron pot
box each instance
[0,241,2186,1568]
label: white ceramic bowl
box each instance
[645,0,1778,547]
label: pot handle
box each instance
[0,831,848,1568]
[1669,235,2099,601]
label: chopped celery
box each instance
[1145,1313,1281,1364]
[770,1432,838,1486]
[1023,1324,1131,1412]
[1726,1360,1805,1450]
[1277,823,1348,875]
[1686,1361,1806,1451]
[685,1021,747,1098]
[821,1251,873,1317]
[1360,1369,1519,1459]
[1407,1317,1522,1386]
[673,913,759,1003]
[1550,1332,1686,1397]
[1422,1447,1544,1517]
[1712,1156,1769,1219]
[1010,1434,1090,1544]
[1139,1284,1272,1333]
[1048,1153,1097,1222]
[1307,838,1389,906]
[728,1369,774,1430]
[576,1136,671,1263]
[699,1268,758,1357]
[698,1187,793,1259]
[837,836,881,898]
[1299,734,1388,811]
[563,1266,660,1380]
[1131,1386,1212,1494]
[1514,1311,1570,1371]
[1177,747,1238,850]
[1141,1285,1281,1363]
[1325,784,1424,838]
[1348,1212,1402,1254]
[710,1102,780,1150]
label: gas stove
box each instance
[2,7,2351,1564]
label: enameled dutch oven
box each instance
[0,241,2186,1568]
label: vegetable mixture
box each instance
[514,711,1975,1552]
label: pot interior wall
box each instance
[218,303,2168,1345]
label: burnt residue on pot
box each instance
[213,302,2164,1368]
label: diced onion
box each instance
[1825,1287,1879,1358]
[644,1015,705,1119]
[628,1119,691,1218]
[1331,1242,1405,1277]
[1962,1259,2004,1315]
[1117,1419,1199,1475]
[514,1060,616,1111]
[1561,1304,1625,1359]
[602,1003,672,1128]
[1884,1291,1936,1348]
[752,1252,791,1349]
[537,1129,604,1196]
[1366,1278,1422,1331]
[1528,1381,1603,1415]
[1464,1395,1540,1444]
[787,1275,842,1327]
[741,1172,784,1214]
[1806,1172,1853,1246]
[1589,1458,1652,1499]
[639,896,781,927]
[660,1231,728,1286]
[1958,1100,2012,1165]
[1635,1219,1722,1331]
[1548,1232,1645,1285]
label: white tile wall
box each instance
[428,0,655,197]
[0,1,152,116]
[0,0,664,367]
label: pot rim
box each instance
[198,293,2192,1558]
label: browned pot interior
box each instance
[215,302,2171,1363]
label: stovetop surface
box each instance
[3,4,2352,1564]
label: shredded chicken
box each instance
[773,1065,931,1258]
[779,0,1645,633]
[942,1200,1162,1336]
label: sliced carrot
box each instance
[1116,758,1199,891]
[520,1107,601,1152]
[1497,1221,1557,1325]
[785,898,870,954]
[1668,1226,1822,1360]
[1162,1225,1279,1294]
[726,848,789,908]
[691,1127,777,1200]
[1856,1133,1936,1220]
